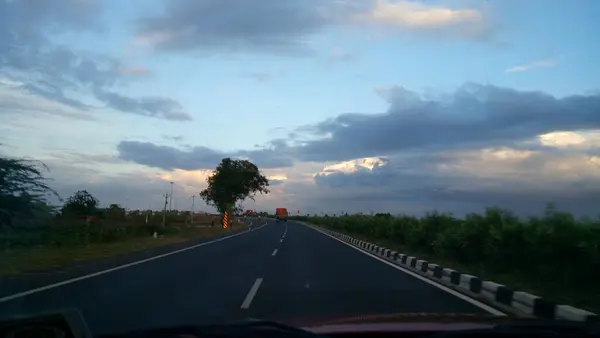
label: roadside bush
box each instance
[1,218,181,249]
[44,221,177,247]
[288,216,310,222]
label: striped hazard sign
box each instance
[222,211,229,229]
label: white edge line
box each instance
[0,222,268,303]
[240,278,263,309]
[306,224,506,316]
[272,249,278,256]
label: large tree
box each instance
[61,190,99,217]
[0,155,60,228]
[200,158,269,213]
[105,203,126,220]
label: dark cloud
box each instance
[243,80,600,217]
[292,83,600,162]
[38,145,600,217]
[0,0,103,47]
[236,147,294,169]
[115,83,600,216]
[162,135,184,142]
[314,156,450,194]
[136,0,339,55]
[0,0,188,121]
[46,152,124,166]
[22,82,91,109]
[135,0,493,55]
[309,148,600,217]
[94,89,192,121]
[117,141,293,170]
[117,141,224,171]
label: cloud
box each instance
[49,152,125,166]
[118,66,153,77]
[241,73,273,83]
[318,157,388,176]
[351,0,487,39]
[0,0,187,122]
[136,0,330,55]
[44,149,600,217]
[309,145,600,217]
[236,147,295,169]
[116,141,294,171]
[107,81,600,216]
[290,83,600,162]
[162,135,184,142]
[109,82,600,216]
[135,0,491,55]
[0,0,103,45]
[93,89,193,121]
[505,59,556,73]
[268,179,286,186]
[538,130,600,149]
[0,83,98,122]
[41,126,600,217]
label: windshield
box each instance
[1,0,599,335]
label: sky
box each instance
[1,0,600,217]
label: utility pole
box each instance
[146,202,153,224]
[162,192,169,227]
[191,195,196,224]
[169,182,174,211]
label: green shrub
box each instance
[1,218,182,249]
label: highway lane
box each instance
[0,220,493,334]
[0,225,264,298]
[248,221,489,320]
[0,222,276,334]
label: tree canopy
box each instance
[61,190,99,217]
[200,158,269,213]
[0,155,60,228]
[105,203,126,220]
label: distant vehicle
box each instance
[275,208,288,223]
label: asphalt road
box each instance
[0,220,492,334]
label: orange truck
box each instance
[275,208,288,223]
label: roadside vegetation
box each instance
[290,208,600,313]
[0,154,269,276]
